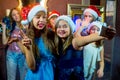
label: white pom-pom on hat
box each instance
[21,20,29,25]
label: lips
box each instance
[59,30,66,35]
[38,23,44,28]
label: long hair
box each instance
[55,20,73,54]
[26,11,58,61]
[9,8,22,34]
[95,40,104,48]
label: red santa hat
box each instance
[48,10,60,20]
[21,6,30,25]
[21,3,47,25]
[83,5,101,21]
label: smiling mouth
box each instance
[38,23,44,28]
[59,30,66,35]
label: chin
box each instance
[59,36,66,38]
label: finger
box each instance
[22,39,31,45]
[20,30,26,38]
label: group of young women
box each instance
[1,3,115,80]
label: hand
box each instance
[81,19,90,27]
[73,31,81,38]
[7,37,19,44]
[97,69,104,78]
[1,22,6,30]
[20,30,32,48]
[100,26,116,40]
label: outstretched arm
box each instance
[73,26,116,49]
[1,23,9,45]
[72,33,105,49]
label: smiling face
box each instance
[11,9,21,22]
[32,11,47,30]
[56,20,71,39]
[89,25,100,34]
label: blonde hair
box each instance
[55,19,73,54]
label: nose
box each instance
[60,26,65,30]
[38,17,44,22]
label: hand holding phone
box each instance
[100,26,116,40]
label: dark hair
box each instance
[95,40,104,48]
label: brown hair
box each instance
[95,40,104,48]
[9,8,22,29]
[26,11,58,60]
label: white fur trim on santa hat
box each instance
[28,5,47,22]
[83,8,98,19]
[48,13,59,20]
[21,20,29,25]
[55,15,75,33]
[87,21,102,35]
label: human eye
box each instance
[84,15,87,17]
[42,15,47,19]
[57,25,61,28]
[63,24,68,28]
[97,28,100,31]
[35,15,40,19]
[88,15,92,18]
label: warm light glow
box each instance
[40,0,48,9]
[17,0,22,10]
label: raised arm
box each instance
[18,30,36,71]
[74,19,90,37]
[1,23,9,45]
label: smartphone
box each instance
[100,26,116,40]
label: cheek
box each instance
[33,20,36,26]
[67,28,71,34]
[12,16,16,20]
[50,19,54,24]
[89,30,94,34]
[56,29,60,34]
[85,17,93,22]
